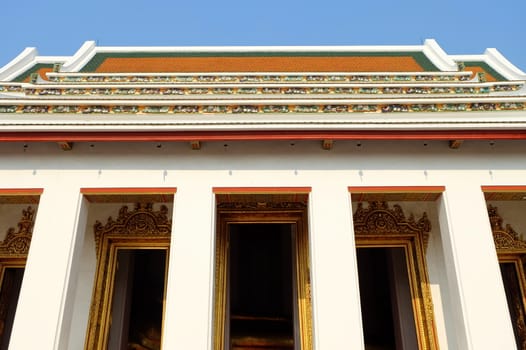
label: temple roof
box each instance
[1,40,526,144]
[1,39,524,82]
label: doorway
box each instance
[85,203,172,350]
[352,201,438,350]
[108,249,167,350]
[0,267,24,350]
[229,224,294,349]
[357,247,418,350]
[499,259,526,349]
[214,208,312,350]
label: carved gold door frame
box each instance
[353,201,439,350]
[85,204,171,350]
[487,204,526,348]
[213,208,313,350]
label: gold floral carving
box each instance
[93,203,170,251]
[0,206,35,256]
[488,204,526,251]
[353,201,431,249]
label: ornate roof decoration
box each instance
[487,204,526,251]
[0,42,525,141]
[353,201,431,249]
[94,203,171,250]
[0,206,35,256]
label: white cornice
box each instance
[1,110,526,132]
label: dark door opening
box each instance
[357,247,418,350]
[228,223,294,350]
[108,249,167,350]
[0,267,24,350]
[499,262,526,349]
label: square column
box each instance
[309,185,364,349]
[9,186,87,350]
[162,184,215,349]
[438,184,516,349]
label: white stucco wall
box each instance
[0,138,523,349]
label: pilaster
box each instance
[8,186,86,350]
[162,184,215,349]
[438,184,516,349]
[309,185,364,349]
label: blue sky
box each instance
[2,0,525,71]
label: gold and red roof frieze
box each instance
[1,100,524,115]
[43,72,474,84]
[15,83,523,97]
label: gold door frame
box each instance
[353,201,439,350]
[213,206,313,350]
[85,203,171,350]
[487,204,526,348]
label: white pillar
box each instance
[309,185,364,349]
[162,184,215,349]
[9,186,85,350]
[438,184,516,349]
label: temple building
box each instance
[0,39,526,349]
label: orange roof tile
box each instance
[465,65,497,82]
[95,56,425,73]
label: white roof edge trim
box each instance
[452,51,526,81]
[95,44,425,53]
[422,39,458,72]
[3,118,526,133]
[484,48,526,80]
[450,54,487,61]
[34,56,69,63]
[0,47,38,81]
[60,41,97,73]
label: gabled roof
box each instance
[1,40,526,145]
[1,39,523,82]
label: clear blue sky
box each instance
[2,0,525,71]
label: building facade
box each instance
[0,40,525,349]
